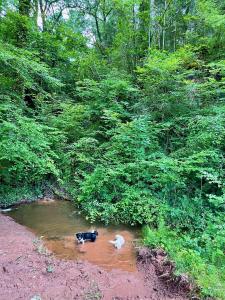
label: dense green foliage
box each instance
[0,0,224,298]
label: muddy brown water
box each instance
[7,200,140,272]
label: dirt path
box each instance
[0,213,187,300]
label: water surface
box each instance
[8,200,139,272]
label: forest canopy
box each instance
[0,0,225,298]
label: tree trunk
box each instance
[162,0,167,50]
[39,0,46,31]
[132,4,137,69]
[149,0,155,48]
[173,21,177,51]
[17,0,31,47]
[33,0,39,26]
[139,0,148,54]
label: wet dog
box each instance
[75,230,98,244]
[109,234,125,249]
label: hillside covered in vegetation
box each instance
[0,0,224,298]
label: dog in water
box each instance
[75,230,98,244]
[109,234,125,249]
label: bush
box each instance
[143,224,225,299]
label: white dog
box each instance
[109,234,125,249]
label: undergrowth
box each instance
[143,224,225,299]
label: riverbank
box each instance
[0,213,187,300]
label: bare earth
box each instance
[0,214,187,300]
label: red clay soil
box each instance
[0,213,187,300]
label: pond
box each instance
[7,199,140,272]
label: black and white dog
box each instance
[75,230,98,244]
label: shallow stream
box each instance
[7,199,139,272]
